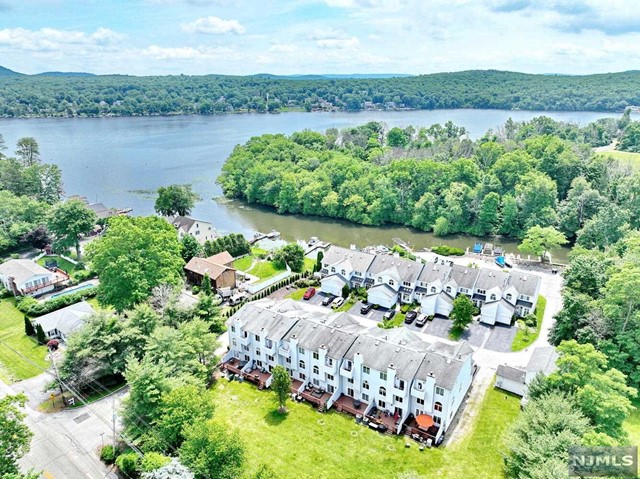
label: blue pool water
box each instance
[49,283,94,300]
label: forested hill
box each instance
[0,69,639,117]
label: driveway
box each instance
[483,324,518,353]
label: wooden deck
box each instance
[291,379,303,393]
[365,407,401,434]
[243,368,271,389]
[222,358,247,376]
[299,385,331,410]
[333,394,366,417]
[404,416,440,442]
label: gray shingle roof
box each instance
[526,347,558,375]
[508,271,541,297]
[367,255,424,282]
[235,303,299,341]
[417,262,452,284]
[415,341,474,390]
[474,268,510,291]
[322,246,375,274]
[0,260,53,285]
[34,301,94,337]
[448,265,481,290]
[496,364,526,384]
[284,319,359,360]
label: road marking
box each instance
[44,471,55,479]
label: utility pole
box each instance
[50,350,64,397]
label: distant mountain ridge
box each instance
[0,65,24,77]
[35,71,96,77]
[252,73,414,80]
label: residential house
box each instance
[319,246,375,297]
[364,255,425,309]
[223,299,475,442]
[495,346,558,398]
[166,215,217,244]
[32,301,95,341]
[0,259,62,297]
[184,251,236,290]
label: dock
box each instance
[249,230,281,245]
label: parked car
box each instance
[415,314,428,327]
[321,294,335,306]
[360,303,373,314]
[303,287,316,300]
[383,309,396,320]
[331,297,345,309]
[404,310,418,324]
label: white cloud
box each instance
[307,27,350,41]
[141,44,232,59]
[316,36,360,49]
[268,43,297,53]
[0,27,124,52]
[181,16,246,35]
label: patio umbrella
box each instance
[415,414,434,429]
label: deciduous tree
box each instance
[518,225,567,263]
[155,185,199,217]
[451,295,474,332]
[271,365,292,413]
[47,199,97,260]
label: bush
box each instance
[73,269,97,282]
[431,245,465,256]
[115,451,139,477]
[10,253,19,259]
[140,452,171,473]
[192,285,200,295]
[400,303,410,314]
[16,286,98,316]
[100,445,118,464]
[524,313,538,328]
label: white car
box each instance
[331,297,345,309]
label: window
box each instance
[244,355,250,361]
[255,334,261,342]
[347,387,354,397]
[417,398,424,406]
[434,416,441,425]
[435,386,445,396]
[490,294,496,301]
[380,371,387,381]
[388,279,395,286]
[243,345,249,352]
[347,377,354,384]
[242,331,248,338]
[379,386,386,396]
[377,276,382,283]
[362,393,369,401]
[283,357,290,364]
[256,360,263,367]
[394,395,403,403]
[326,374,334,382]
[265,339,273,348]
[267,355,274,362]
[313,378,319,386]
[378,400,386,409]
[299,360,306,369]
[232,338,237,347]
[344,360,352,371]
[231,326,236,332]
[328,385,335,393]
[313,352,319,360]
[415,381,423,391]
[256,349,261,356]
[434,402,443,412]
[396,379,405,390]
[506,293,512,301]
[363,366,370,374]
[326,358,333,366]
[403,281,411,287]
[299,373,306,380]
[362,380,369,390]
[331,267,336,273]
[446,286,452,293]
[313,365,319,375]
[476,288,486,294]
[341,269,346,276]
[430,286,436,293]
[298,346,305,354]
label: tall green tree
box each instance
[47,199,97,260]
[15,137,40,167]
[180,234,201,263]
[518,225,567,263]
[273,244,305,272]
[0,394,38,478]
[24,316,35,337]
[450,295,474,332]
[271,365,292,413]
[86,216,184,312]
[179,420,245,479]
[474,192,501,235]
[35,324,46,345]
[155,185,199,217]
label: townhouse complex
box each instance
[223,299,475,443]
[318,245,541,326]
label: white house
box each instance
[0,260,59,297]
[495,346,559,398]
[32,301,95,341]
[319,246,375,296]
[223,299,475,442]
[495,364,527,396]
[364,255,424,308]
[166,216,217,244]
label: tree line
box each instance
[219,115,640,245]
[1,70,640,118]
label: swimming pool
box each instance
[49,283,95,299]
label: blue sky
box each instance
[1,0,640,75]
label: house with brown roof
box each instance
[184,251,236,290]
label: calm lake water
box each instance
[1,109,631,262]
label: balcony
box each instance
[263,341,276,355]
[278,345,291,358]
[239,334,251,346]
[339,364,354,379]
[411,385,425,398]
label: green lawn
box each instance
[36,255,81,278]
[511,296,547,352]
[379,311,406,329]
[304,257,316,272]
[0,299,49,382]
[211,379,520,479]
[597,150,640,166]
[250,261,285,280]
[286,288,307,301]
[86,297,114,313]
[233,255,254,272]
[625,399,640,447]
[335,296,356,312]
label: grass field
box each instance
[211,379,520,479]
[286,288,307,301]
[232,255,254,272]
[625,399,640,447]
[250,261,285,280]
[597,150,640,166]
[511,296,546,352]
[36,255,81,278]
[0,298,49,382]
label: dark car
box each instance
[321,295,335,306]
[415,314,428,327]
[360,303,373,315]
[383,310,396,321]
[404,310,418,324]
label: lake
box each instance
[0,109,631,262]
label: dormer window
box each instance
[341,269,346,276]
[446,286,452,294]
[415,381,423,391]
[490,294,496,300]
[331,267,336,273]
[430,286,436,293]
[377,277,382,283]
[388,279,394,286]
[506,293,512,300]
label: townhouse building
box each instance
[318,245,541,326]
[223,299,475,443]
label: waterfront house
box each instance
[0,259,62,297]
[184,251,236,290]
[166,215,217,244]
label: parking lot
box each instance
[297,292,517,353]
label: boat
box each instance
[472,242,483,254]
[495,256,506,267]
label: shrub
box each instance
[115,451,139,477]
[10,253,19,259]
[192,285,200,295]
[16,286,98,316]
[73,269,97,282]
[140,452,171,473]
[524,313,538,328]
[400,304,410,314]
[431,245,465,256]
[100,445,118,464]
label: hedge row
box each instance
[431,245,465,256]
[17,286,98,316]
